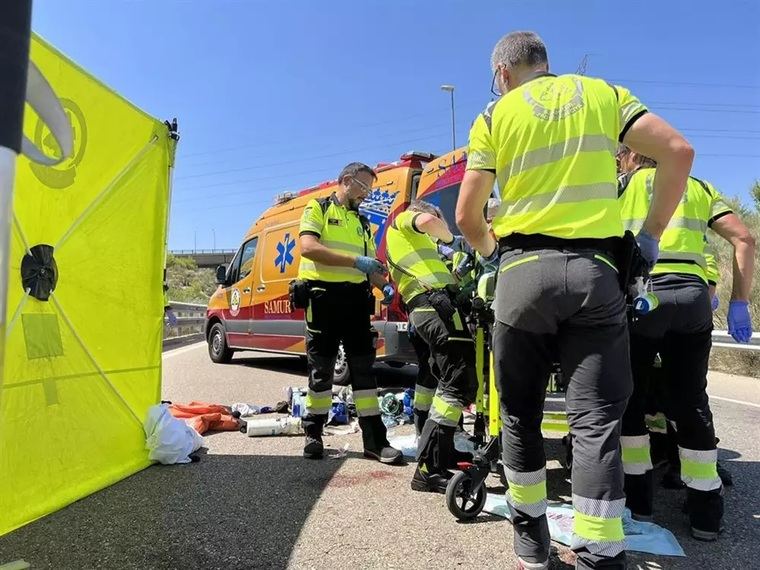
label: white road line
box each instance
[548,394,760,409]
[709,395,760,410]
[163,342,205,359]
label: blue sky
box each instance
[33,0,760,251]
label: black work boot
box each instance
[359,415,404,465]
[302,414,326,459]
[688,487,724,541]
[624,471,654,522]
[412,419,458,491]
[410,464,453,493]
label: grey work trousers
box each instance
[493,247,632,569]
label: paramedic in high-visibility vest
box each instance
[456,31,693,569]
[297,162,403,465]
[617,146,755,539]
[385,200,477,492]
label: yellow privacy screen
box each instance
[0,34,174,536]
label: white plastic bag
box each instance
[143,404,204,464]
[231,402,261,417]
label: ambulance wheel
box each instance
[208,322,234,364]
[332,343,350,385]
[446,470,487,520]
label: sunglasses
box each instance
[350,177,372,193]
[490,66,502,97]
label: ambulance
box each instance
[205,147,469,382]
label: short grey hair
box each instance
[491,31,548,72]
[338,162,377,184]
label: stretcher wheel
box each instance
[446,470,487,520]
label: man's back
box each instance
[470,74,647,240]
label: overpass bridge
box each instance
[171,249,236,268]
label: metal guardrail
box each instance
[161,301,758,354]
[164,301,207,348]
[170,249,236,255]
[711,330,760,352]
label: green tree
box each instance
[166,253,217,304]
[751,179,760,213]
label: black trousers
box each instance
[407,294,477,473]
[622,274,722,531]
[302,282,382,444]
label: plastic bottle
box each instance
[632,277,659,315]
[288,387,307,418]
[245,416,303,437]
[380,393,403,416]
[381,414,399,429]
[330,402,348,425]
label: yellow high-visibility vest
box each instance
[298,193,374,283]
[385,210,455,302]
[619,168,733,283]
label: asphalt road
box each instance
[1,342,758,569]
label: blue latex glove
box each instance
[477,244,500,274]
[437,243,455,260]
[165,308,178,327]
[355,256,386,275]
[711,295,719,312]
[381,283,395,305]
[443,235,467,253]
[728,300,752,343]
[636,230,659,268]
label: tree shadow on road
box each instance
[0,452,348,570]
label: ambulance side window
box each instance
[229,237,258,283]
[409,173,421,201]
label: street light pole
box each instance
[440,84,456,151]
[212,229,216,251]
